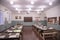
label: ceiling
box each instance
[0,0,60,13]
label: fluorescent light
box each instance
[10,1,14,4]
[12,5,21,8]
[26,8,32,11]
[27,0,37,2]
[45,0,55,3]
[31,1,34,4]
[26,5,33,8]
[35,8,44,12]
[15,8,22,11]
[38,5,47,9]
[40,8,44,11]
[45,0,54,5]
[15,8,19,10]
[9,0,18,4]
[29,8,31,11]
[49,2,52,5]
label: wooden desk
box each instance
[1,25,23,40]
[42,32,57,40]
[0,32,20,40]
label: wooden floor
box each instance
[23,26,42,40]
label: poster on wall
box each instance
[0,11,4,25]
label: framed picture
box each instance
[48,17,57,24]
[15,16,18,19]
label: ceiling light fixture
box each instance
[38,5,47,9]
[29,8,31,11]
[8,0,18,4]
[26,5,33,8]
[31,1,34,4]
[27,0,37,2]
[46,0,55,3]
[27,0,37,5]
[49,2,52,5]
[15,8,19,10]
[12,5,21,8]
[45,0,55,5]
[15,8,22,12]
[36,8,44,12]
[40,8,44,11]
[10,1,14,4]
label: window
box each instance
[0,11,4,25]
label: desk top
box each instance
[0,32,20,39]
[4,25,23,33]
[10,25,23,30]
[5,29,22,33]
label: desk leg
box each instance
[42,34,45,40]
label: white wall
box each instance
[44,5,60,17]
[11,12,46,21]
[44,4,60,21]
[58,5,60,16]
[0,4,12,23]
[0,4,46,23]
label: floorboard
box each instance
[22,26,42,40]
